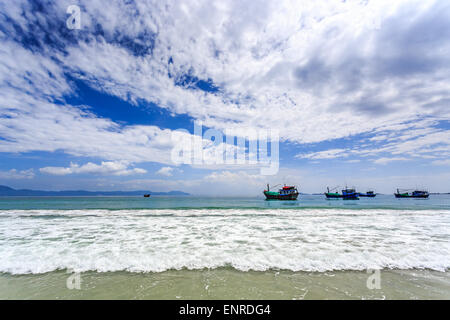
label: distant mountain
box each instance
[0,185,189,196]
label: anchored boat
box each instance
[264,184,299,200]
[324,187,342,199]
[394,189,429,198]
[341,188,359,200]
[325,186,359,200]
[358,191,376,197]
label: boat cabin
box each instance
[279,186,297,195]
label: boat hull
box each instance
[264,191,299,200]
[359,194,376,197]
[342,195,359,200]
[325,193,359,200]
[395,194,429,198]
[325,193,342,199]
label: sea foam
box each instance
[0,209,449,274]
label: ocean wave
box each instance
[2,208,450,217]
[0,209,449,274]
[2,205,450,212]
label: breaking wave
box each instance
[0,209,449,274]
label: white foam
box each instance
[0,209,449,274]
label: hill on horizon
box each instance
[0,185,189,196]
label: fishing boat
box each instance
[358,191,376,197]
[341,188,359,200]
[324,187,342,198]
[143,194,151,198]
[263,184,299,200]
[325,186,359,200]
[394,189,429,198]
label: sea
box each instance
[0,195,449,299]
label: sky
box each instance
[0,0,450,195]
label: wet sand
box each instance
[1,268,449,300]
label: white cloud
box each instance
[373,157,409,165]
[432,159,450,166]
[204,170,266,185]
[40,161,147,176]
[297,148,350,160]
[0,0,450,172]
[0,169,34,180]
[156,166,174,176]
[60,0,449,163]
[295,119,450,164]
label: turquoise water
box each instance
[1,194,449,210]
[0,195,449,299]
[0,194,449,273]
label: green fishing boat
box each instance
[395,189,429,198]
[324,186,359,199]
[324,186,342,198]
[263,184,299,200]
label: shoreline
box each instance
[1,268,449,300]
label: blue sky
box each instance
[1,0,450,195]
